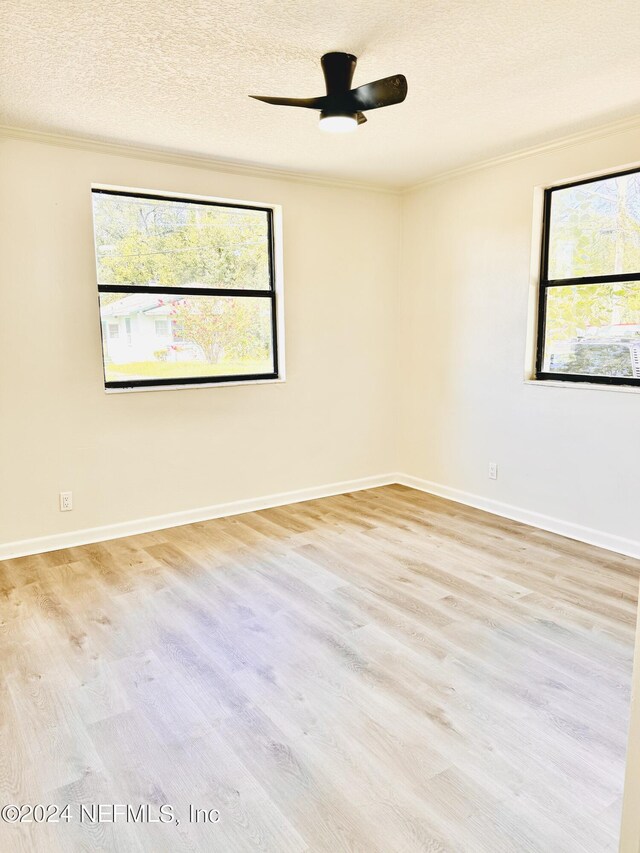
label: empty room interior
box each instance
[3,2,640,851]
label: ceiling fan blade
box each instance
[356,112,367,125]
[349,75,408,111]
[249,94,328,110]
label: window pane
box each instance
[99,293,274,383]
[548,173,640,279]
[92,194,270,289]
[542,282,640,378]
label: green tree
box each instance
[93,195,271,365]
[167,297,269,364]
[544,175,640,375]
[94,195,269,289]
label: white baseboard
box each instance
[0,474,396,561]
[3,471,639,562]
[396,473,640,561]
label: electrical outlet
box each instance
[488,462,498,480]
[59,491,73,512]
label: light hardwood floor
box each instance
[0,485,637,852]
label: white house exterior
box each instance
[100,293,203,364]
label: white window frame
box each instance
[91,184,286,393]
[525,161,640,394]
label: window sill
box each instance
[524,378,640,395]
[105,377,286,394]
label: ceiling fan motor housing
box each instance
[321,52,358,97]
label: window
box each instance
[537,167,640,386]
[92,188,280,389]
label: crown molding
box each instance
[0,124,400,195]
[404,112,640,192]
[5,112,640,196]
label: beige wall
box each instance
[0,137,400,547]
[2,129,640,551]
[398,125,640,853]
[3,120,640,848]
[2,119,640,851]
[399,125,640,548]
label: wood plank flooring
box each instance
[0,485,637,852]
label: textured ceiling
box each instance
[2,0,640,188]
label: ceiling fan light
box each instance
[319,112,358,133]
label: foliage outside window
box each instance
[537,168,640,386]
[92,189,279,389]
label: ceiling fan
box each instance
[250,52,407,133]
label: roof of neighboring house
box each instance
[100,293,186,317]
